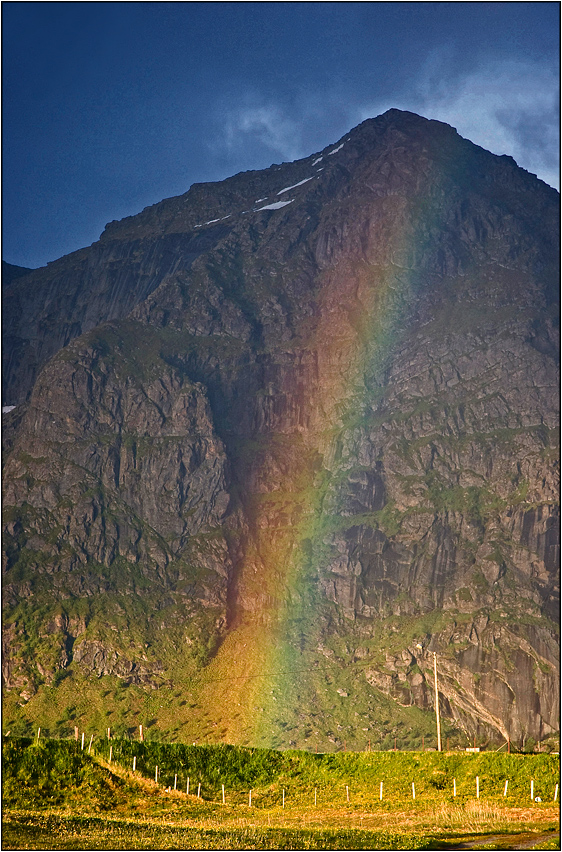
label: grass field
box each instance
[2,737,559,850]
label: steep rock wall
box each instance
[2,109,559,747]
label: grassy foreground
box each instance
[2,737,560,849]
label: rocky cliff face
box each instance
[2,261,34,288]
[2,109,559,749]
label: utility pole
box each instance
[433,652,442,752]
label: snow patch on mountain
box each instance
[277,176,314,195]
[327,141,346,155]
[255,199,295,211]
[194,214,232,228]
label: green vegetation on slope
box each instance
[2,738,559,850]
[4,737,559,809]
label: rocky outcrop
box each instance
[2,261,33,288]
[2,109,559,747]
[4,327,231,568]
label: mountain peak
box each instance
[2,113,559,749]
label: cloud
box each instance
[213,57,559,189]
[214,88,356,167]
[222,101,303,162]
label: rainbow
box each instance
[195,158,458,745]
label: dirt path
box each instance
[440,829,559,850]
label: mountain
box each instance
[2,261,34,288]
[2,109,559,751]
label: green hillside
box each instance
[3,737,559,849]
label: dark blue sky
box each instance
[3,2,559,269]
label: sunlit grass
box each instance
[2,738,559,849]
